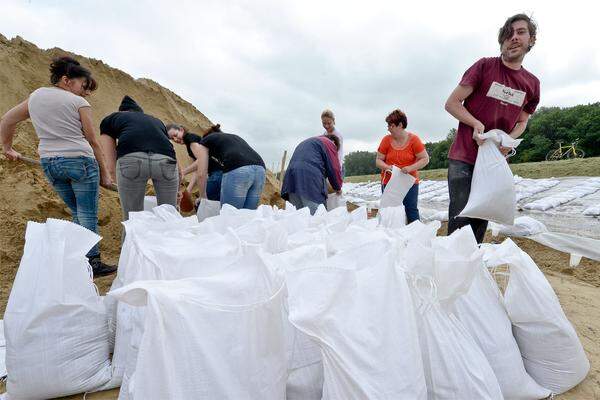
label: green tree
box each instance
[344,151,379,176]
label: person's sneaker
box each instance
[88,256,117,277]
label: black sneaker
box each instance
[88,256,117,277]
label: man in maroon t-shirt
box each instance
[445,13,540,243]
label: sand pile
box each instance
[0,34,283,313]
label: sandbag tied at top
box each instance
[285,239,427,400]
[453,264,552,400]
[459,129,522,225]
[484,239,590,395]
[4,219,112,399]
[406,226,503,400]
[109,247,287,400]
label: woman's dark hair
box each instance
[203,124,222,136]
[324,134,340,150]
[49,56,91,85]
[385,109,408,129]
[165,123,187,133]
[83,76,98,92]
[498,14,537,51]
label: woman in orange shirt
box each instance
[375,109,430,223]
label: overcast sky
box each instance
[2,0,599,166]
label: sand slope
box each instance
[0,34,283,312]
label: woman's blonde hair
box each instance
[321,109,335,121]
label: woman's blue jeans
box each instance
[220,165,266,210]
[41,156,100,258]
[381,182,420,223]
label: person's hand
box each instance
[472,121,485,146]
[499,146,512,156]
[400,167,412,174]
[3,147,21,161]
[100,175,114,190]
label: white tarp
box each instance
[489,216,600,266]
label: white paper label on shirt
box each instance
[486,81,526,107]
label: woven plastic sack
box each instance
[459,130,521,225]
[4,219,112,399]
[453,264,551,399]
[286,240,427,399]
[379,165,415,208]
[196,198,221,222]
[109,248,287,400]
[406,227,503,399]
[484,239,590,394]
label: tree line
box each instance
[343,103,600,176]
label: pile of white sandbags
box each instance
[2,203,590,400]
[524,177,600,211]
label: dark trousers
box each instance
[447,159,488,243]
[381,183,420,224]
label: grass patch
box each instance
[345,157,600,183]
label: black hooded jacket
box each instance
[100,96,176,159]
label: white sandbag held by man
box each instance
[458,129,522,225]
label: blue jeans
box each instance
[381,182,420,224]
[41,156,100,258]
[220,165,266,209]
[206,170,223,201]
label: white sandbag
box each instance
[485,239,590,394]
[196,198,221,222]
[379,165,416,208]
[407,227,503,400]
[0,320,6,380]
[489,215,548,237]
[4,219,112,399]
[377,204,407,228]
[109,248,287,400]
[286,240,427,400]
[326,192,346,210]
[265,245,326,399]
[453,265,551,399]
[459,129,520,225]
[143,195,157,211]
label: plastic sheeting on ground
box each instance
[523,177,600,211]
[489,216,600,266]
[3,219,112,399]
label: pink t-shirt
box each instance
[448,57,540,164]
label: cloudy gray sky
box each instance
[2,0,599,167]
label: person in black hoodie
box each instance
[99,96,180,224]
